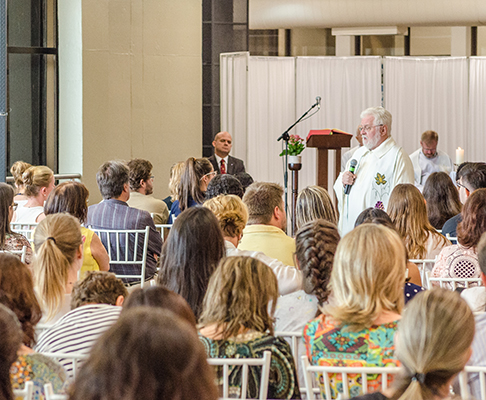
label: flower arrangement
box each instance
[279,134,305,157]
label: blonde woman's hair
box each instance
[199,256,278,339]
[10,161,32,188]
[203,194,248,238]
[33,213,83,321]
[168,162,184,201]
[326,224,405,331]
[387,184,449,259]
[391,289,474,400]
[296,186,337,229]
[22,165,54,197]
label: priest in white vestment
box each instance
[409,130,454,191]
[334,107,414,235]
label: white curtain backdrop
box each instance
[295,56,382,190]
[220,52,249,162]
[247,57,296,185]
[384,57,469,161]
[468,57,486,162]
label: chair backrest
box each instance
[207,351,272,400]
[10,222,37,244]
[0,245,27,263]
[427,275,484,290]
[39,351,89,380]
[44,383,69,400]
[154,223,172,241]
[459,366,486,400]
[13,380,34,400]
[89,226,150,287]
[301,356,401,400]
[446,233,458,244]
[409,258,437,288]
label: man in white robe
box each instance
[409,130,454,191]
[334,107,414,235]
[341,127,363,172]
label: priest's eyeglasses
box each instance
[358,124,383,133]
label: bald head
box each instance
[213,131,232,158]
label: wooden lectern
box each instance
[306,129,353,191]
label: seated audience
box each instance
[203,194,302,295]
[205,174,244,200]
[431,188,486,286]
[169,157,215,223]
[13,165,55,223]
[158,207,225,319]
[33,214,84,324]
[0,304,22,400]
[0,253,66,397]
[304,224,405,398]
[10,160,32,207]
[87,161,162,283]
[465,233,486,398]
[295,185,337,230]
[353,289,474,400]
[69,308,218,400]
[35,271,127,378]
[44,181,109,276]
[388,184,449,262]
[162,161,184,211]
[239,182,295,266]
[442,162,486,238]
[199,256,301,399]
[423,171,462,230]
[234,171,254,192]
[0,183,32,264]
[122,286,196,328]
[355,207,423,288]
[126,158,169,224]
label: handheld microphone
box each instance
[344,159,358,195]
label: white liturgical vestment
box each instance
[409,149,454,191]
[334,137,414,235]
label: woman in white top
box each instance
[388,183,450,261]
[13,165,55,224]
[33,213,83,325]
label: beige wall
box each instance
[81,0,202,203]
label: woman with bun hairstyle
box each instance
[168,157,215,223]
[353,289,474,400]
[44,181,109,277]
[10,160,32,207]
[33,214,84,324]
[203,194,302,296]
[13,165,55,223]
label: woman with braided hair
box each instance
[353,288,474,400]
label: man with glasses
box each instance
[334,106,414,234]
[126,159,169,224]
[442,162,486,239]
[409,130,454,191]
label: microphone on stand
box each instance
[316,96,321,109]
[344,159,358,195]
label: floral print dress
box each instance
[303,315,399,399]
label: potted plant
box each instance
[279,134,305,164]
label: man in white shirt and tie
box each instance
[208,131,246,175]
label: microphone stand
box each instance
[277,100,320,216]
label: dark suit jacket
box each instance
[208,155,246,175]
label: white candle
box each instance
[456,147,464,164]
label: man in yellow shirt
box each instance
[238,182,295,266]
